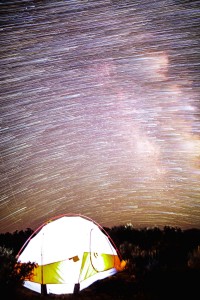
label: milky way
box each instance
[0,0,200,233]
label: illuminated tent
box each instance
[17,214,126,295]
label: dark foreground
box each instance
[12,268,199,300]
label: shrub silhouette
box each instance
[0,246,35,295]
[188,246,200,269]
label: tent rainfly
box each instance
[17,214,126,295]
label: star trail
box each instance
[0,0,200,233]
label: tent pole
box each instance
[74,283,80,294]
[41,232,47,295]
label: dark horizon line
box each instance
[1,224,200,235]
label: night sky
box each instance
[0,0,200,233]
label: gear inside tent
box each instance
[17,214,126,295]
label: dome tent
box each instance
[17,214,126,295]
